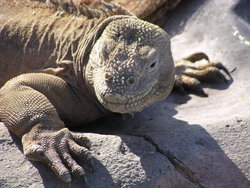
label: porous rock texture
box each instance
[0,0,249,187]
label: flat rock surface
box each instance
[0,0,250,187]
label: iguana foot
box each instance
[22,127,93,183]
[174,52,232,96]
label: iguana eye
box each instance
[150,61,157,68]
[148,60,158,72]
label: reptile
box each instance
[0,0,231,184]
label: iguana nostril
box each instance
[127,76,135,85]
[105,73,111,79]
[105,73,109,79]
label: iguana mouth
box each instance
[95,79,169,113]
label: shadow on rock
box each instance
[163,0,207,37]
[83,93,249,188]
[233,0,250,24]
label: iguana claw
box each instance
[22,127,93,183]
[174,52,231,96]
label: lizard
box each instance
[0,0,231,184]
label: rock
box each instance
[0,123,199,188]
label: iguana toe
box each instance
[174,52,231,96]
[60,150,85,177]
[68,139,95,172]
[71,132,92,149]
[174,74,208,97]
[21,127,93,183]
[41,148,72,182]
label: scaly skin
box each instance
[85,17,175,113]
[0,0,231,184]
[47,0,182,21]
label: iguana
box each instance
[0,0,230,184]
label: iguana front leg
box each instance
[174,52,232,96]
[0,73,94,183]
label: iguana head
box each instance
[86,17,175,113]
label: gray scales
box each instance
[0,0,232,186]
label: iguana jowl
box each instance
[0,0,230,183]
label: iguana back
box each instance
[0,0,121,87]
